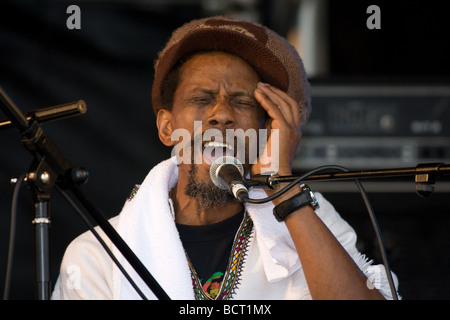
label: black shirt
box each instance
[176,211,244,288]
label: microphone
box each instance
[209,156,249,202]
[0,100,87,131]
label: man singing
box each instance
[52,16,398,300]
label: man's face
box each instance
[161,51,267,207]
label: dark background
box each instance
[1,0,449,300]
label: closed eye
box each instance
[230,96,258,109]
[188,95,215,106]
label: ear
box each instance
[156,108,176,146]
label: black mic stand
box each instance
[0,87,170,300]
[251,162,450,196]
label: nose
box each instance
[207,100,235,129]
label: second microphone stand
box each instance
[0,87,170,300]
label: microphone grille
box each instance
[209,156,244,189]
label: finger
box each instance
[254,87,286,125]
[256,82,293,123]
[256,83,299,129]
[269,86,301,128]
[263,84,300,129]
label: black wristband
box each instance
[273,185,318,222]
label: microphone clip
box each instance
[415,162,443,197]
[247,173,281,190]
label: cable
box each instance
[245,165,399,300]
[55,186,148,300]
[243,165,348,204]
[352,178,399,300]
[3,174,26,300]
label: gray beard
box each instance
[184,163,235,210]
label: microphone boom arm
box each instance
[251,162,450,197]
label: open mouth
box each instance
[202,141,236,165]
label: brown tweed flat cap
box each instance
[152,16,311,125]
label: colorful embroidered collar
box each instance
[186,212,254,300]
